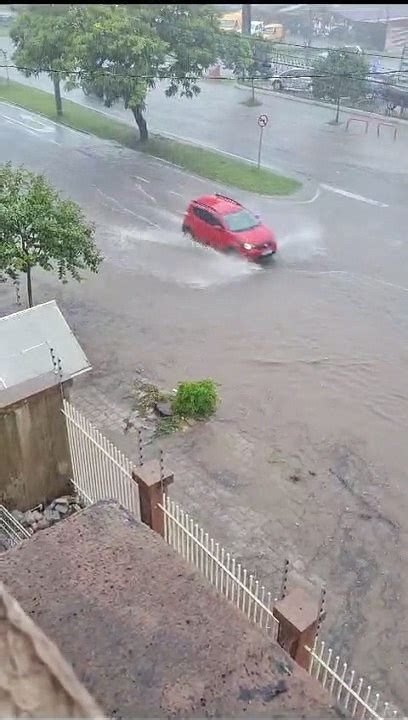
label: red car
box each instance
[182,194,277,261]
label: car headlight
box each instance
[243,242,253,250]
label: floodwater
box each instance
[0,91,408,710]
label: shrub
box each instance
[172,379,218,419]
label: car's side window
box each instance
[201,210,213,224]
[193,207,222,227]
[206,211,221,227]
[193,206,203,220]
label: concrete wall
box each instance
[1,582,104,718]
[0,384,72,511]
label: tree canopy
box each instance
[10,4,76,116]
[10,4,253,141]
[312,49,370,105]
[0,163,102,307]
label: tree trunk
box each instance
[26,266,33,308]
[131,105,148,143]
[53,74,63,116]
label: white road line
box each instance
[94,186,160,227]
[320,183,389,208]
[135,175,150,184]
[135,182,157,204]
[168,190,183,198]
[135,214,160,228]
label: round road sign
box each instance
[258,114,269,128]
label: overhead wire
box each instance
[236,36,406,63]
[0,62,407,88]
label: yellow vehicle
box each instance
[220,11,242,33]
[263,23,285,42]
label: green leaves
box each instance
[10,5,75,76]
[0,162,102,303]
[312,49,370,105]
[172,379,218,419]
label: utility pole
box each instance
[242,4,251,37]
[307,5,313,47]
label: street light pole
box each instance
[242,4,251,37]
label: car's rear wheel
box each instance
[273,79,283,91]
[183,226,195,241]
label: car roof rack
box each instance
[215,193,241,206]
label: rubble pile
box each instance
[11,495,84,535]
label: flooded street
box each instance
[0,91,407,709]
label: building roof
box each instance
[1,501,337,718]
[333,5,408,23]
[0,300,90,408]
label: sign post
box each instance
[257,114,268,170]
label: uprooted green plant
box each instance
[172,379,218,420]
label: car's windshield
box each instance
[224,209,260,232]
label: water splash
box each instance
[277,222,326,264]
[103,226,261,288]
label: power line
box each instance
[221,31,405,63]
[1,62,407,86]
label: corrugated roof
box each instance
[0,300,90,407]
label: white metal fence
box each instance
[306,640,401,720]
[0,505,31,547]
[62,399,140,518]
[160,493,279,639]
[61,401,401,720]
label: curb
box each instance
[149,128,312,199]
[234,82,408,126]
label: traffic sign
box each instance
[258,114,269,128]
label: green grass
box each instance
[0,77,301,196]
[143,137,300,195]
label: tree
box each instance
[68,4,167,142]
[0,163,102,307]
[70,4,245,143]
[312,49,370,122]
[10,4,76,116]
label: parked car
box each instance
[272,67,313,93]
[182,194,277,262]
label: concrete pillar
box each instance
[132,459,173,538]
[273,587,324,671]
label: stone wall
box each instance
[0,581,104,718]
[0,384,72,511]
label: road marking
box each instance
[19,113,54,133]
[320,183,389,208]
[168,190,183,198]
[135,175,150,184]
[135,182,157,204]
[0,110,61,144]
[94,186,160,228]
[135,213,160,228]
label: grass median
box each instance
[0,77,301,196]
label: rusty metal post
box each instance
[273,587,325,671]
[132,459,173,537]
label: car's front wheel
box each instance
[273,79,283,91]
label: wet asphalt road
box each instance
[0,91,407,709]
